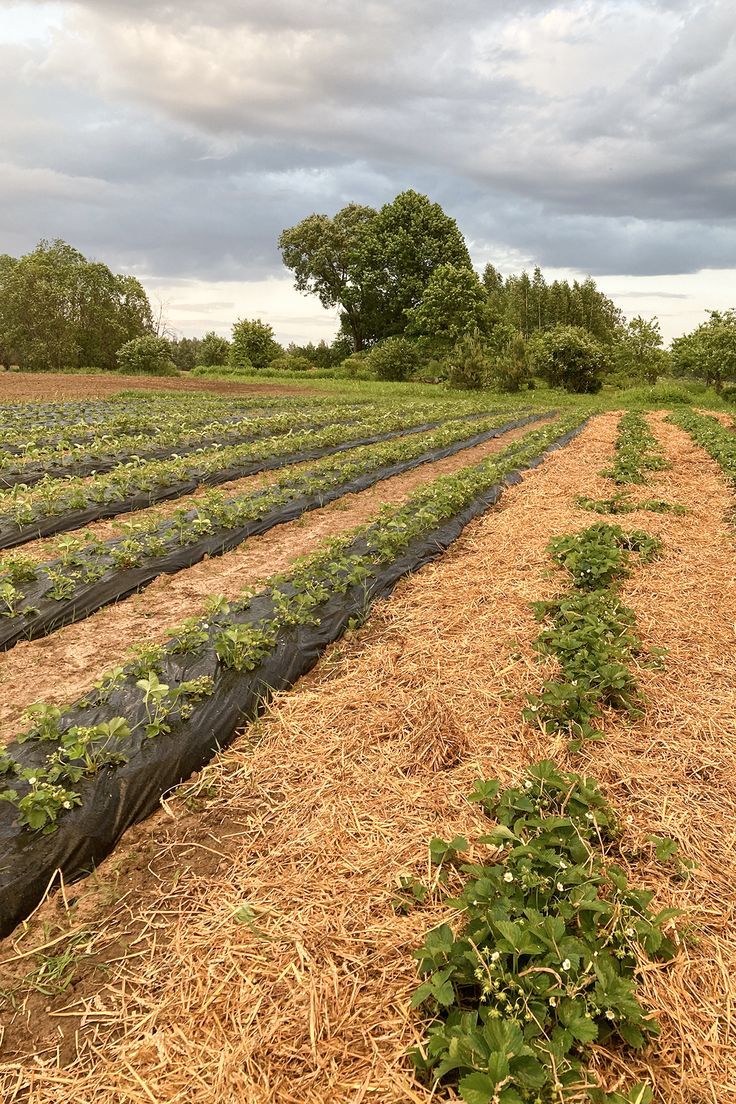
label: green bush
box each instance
[116,335,178,376]
[364,337,420,382]
[446,330,491,390]
[529,325,608,393]
[268,354,313,372]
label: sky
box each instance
[1,0,734,346]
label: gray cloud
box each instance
[1,0,735,290]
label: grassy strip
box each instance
[410,763,680,1104]
[0,412,536,625]
[0,413,587,834]
[524,523,661,747]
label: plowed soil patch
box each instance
[0,372,323,400]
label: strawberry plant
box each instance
[411,762,679,1104]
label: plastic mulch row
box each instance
[0,420,586,937]
[0,414,545,650]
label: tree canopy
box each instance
[671,310,736,393]
[0,239,153,371]
[280,190,471,351]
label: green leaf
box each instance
[509,1054,547,1089]
[458,1072,495,1104]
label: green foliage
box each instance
[488,332,532,393]
[280,190,471,350]
[529,326,610,394]
[601,413,670,485]
[364,336,421,382]
[116,335,178,376]
[268,353,314,372]
[0,239,153,372]
[412,763,678,1103]
[525,524,660,744]
[576,493,686,516]
[447,330,492,391]
[406,263,491,345]
[482,264,624,346]
[614,317,665,385]
[671,310,736,394]
[229,318,281,371]
[668,408,736,484]
[200,330,230,366]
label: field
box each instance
[0,375,735,1104]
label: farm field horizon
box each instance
[0,377,733,1103]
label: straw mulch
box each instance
[1,411,735,1103]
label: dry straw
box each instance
[1,411,735,1102]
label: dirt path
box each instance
[0,419,546,745]
[0,372,326,401]
[1,411,734,1104]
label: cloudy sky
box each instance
[1,0,735,345]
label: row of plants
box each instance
[600,412,669,486]
[0,411,588,839]
[410,763,681,1104]
[0,392,269,449]
[523,522,661,747]
[410,416,684,1101]
[0,411,544,644]
[0,404,491,547]
[577,411,684,516]
[0,400,391,488]
[667,408,736,480]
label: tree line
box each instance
[2,196,735,394]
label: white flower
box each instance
[605,1010,616,1021]
[524,780,533,790]
[490,951,500,962]
[559,860,568,870]
[585,812,595,821]
[556,882,564,892]
[62,801,72,809]
[549,997,557,1007]
[503,872,514,883]
[625,927,636,937]
[562,959,572,971]
[28,776,37,785]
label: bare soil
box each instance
[0,371,326,402]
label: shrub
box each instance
[116,335,178,376]
[200,331,230,366]
[446,330,491,390]
[488,332,531,392]
[364,337,421,382]
[268,354,313,372]
[529,324,609,393]
[229,319,281,371]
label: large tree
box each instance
[671,309,736,393]
[0,239,153,371]
[405,263,490,346]
[279,190,472,350]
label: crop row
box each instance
[668,408,736,479]
[0,392,286,445]
[0,412,545,646]
[0,405,489,547]
[0,411,588,934]
[412,427,683,1103]
[578,411,685,516]
[0,401,393,488]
